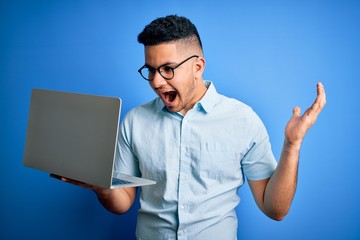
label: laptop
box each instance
[23,88,156,189]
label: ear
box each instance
[194,56,206,80]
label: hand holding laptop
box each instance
[50,173,97,190]
[50,173,119,198]
[50,173,138,214]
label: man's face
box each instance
[144,43,205,115]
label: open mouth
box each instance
[163,91,177,103]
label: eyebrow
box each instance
[145,61,178,69]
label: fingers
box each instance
[292,82,326,117]
[50,173,64,181]
[309,82,326,115]
[299,82,326,125]
[50,173,75,183]
[317,82,325,96]
[316,82,327,109]
[285,83,326,144]
[315,82,326,106]
[50,173,93,189]
[292,106,301,117]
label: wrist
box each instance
[93,188,111,198]
[283,139,302,153]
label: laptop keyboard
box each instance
[112,177,133,186]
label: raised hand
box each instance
[285,82,326,148]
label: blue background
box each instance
[1,0,359,239]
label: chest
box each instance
[131,111,253,181]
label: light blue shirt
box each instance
[115,81,277,240]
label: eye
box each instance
[160,66,173,74]
[147,67,156,74]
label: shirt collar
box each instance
[157,80,220,114]
[197,80,219,114]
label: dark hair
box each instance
[137,15,203,50]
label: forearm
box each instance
[94,187,137,215]
[263,140,300,220]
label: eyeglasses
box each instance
[138,55,199,81]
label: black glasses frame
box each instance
[138,55,199,81]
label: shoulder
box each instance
[210,90,267,134]
[216,93,257,118]
[203,81,254,116]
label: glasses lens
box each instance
[159,66,174,80]
[140,67,153,81]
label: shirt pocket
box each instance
[199,142,242,179]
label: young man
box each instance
[57,15,326,240]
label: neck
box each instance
[179,80,208,115]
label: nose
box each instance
[151,71,167,89]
